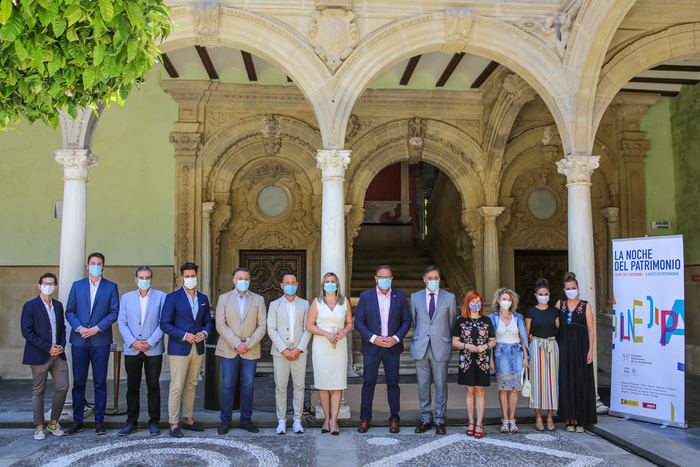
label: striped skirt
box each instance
[528,336,559,410]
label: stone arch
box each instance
[593,23,700,134]
[330,11,569,151]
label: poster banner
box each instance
[610,235,686,427]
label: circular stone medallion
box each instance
[527,188,557,220]
[256,185,289,218]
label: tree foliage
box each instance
[0,0,171,129]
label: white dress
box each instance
[312,298,348,390]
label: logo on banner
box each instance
[613,295,685,346]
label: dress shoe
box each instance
[169,426,184,438]
[357,420,370,433]
[118,423,137,437]
[95,423,107,435]
[66,423,84,435]
[414,421,433,433]
[182,421,204,432]
[389,420,400,434]
[217,422,230,435]
[241,421,259,433]
[149,422,161,436]
[435,423,446,435]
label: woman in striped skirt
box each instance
[525,278,559,431]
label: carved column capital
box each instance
[55,149,98,181]
[478,206,505,222]
[170,132,203,158]
[317,149,351,181]
[620,131,650,160]
[443,8,474,54]
[600,206,620,224]
[556,154,600,185]
[202,201,216,218]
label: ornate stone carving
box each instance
[503,74,537,105]
[193,1,221,47]
[443,8,474,54]
[542,126,562,162]
[620,131,650,160]
[247,229,296,249]
[59,105,103,149]
[308,4,359,72]
[407,117,425,162]
[55,149,98,181]
[261,114,282,156]
[556,154,600,184]
[345,114,363,143]
[170,132,203,157]
[176,165,192,265]
[512,0,581,58]
[317,149,351,180]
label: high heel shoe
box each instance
[466,423,475,436]
[474,425,484,439]
[321,422,330,434]
[331,425,340,436]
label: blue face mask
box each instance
[323,282,337,294]
[377,278,392,291]
[283,285,297,296]
[137,280,151,291]
[468,302,482,312]
[89,264,102,277]
[236,280,249,293]
[427,280,439,292]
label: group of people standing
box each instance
[21,253,596,441]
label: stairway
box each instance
[349,244,457,375]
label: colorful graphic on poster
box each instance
[610,235,686,427]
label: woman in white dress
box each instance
[305,272,353,435]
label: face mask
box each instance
[236,280,250,293]
[137,280,151,291]
[536,295,550,304]
[377,278,392,291]
[40,284,55,296]
[183,277,197,290]
[88,264,102,277]
[499,300,512,310]
[468,302,481,312]
[565,289,579,300]
[283,285,297,296]
[427,280,440,292]
[323,282,337,294]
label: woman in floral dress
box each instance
[451,291,496,438]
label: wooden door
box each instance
[239,250,306,360]
[514,250,567,311]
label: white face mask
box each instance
[536,295,550,305]
[565,289,579,300]
[183,277,198,290]
[499,299,512,310]
[40,284,55,296]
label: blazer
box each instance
[488,310,529,346]
[267,295,311,356]
[117,289,167,356]
[65,277,119,348]
[21,296,67,365]
[215,290,267,360]
[409,288,457,361]
[160,287,212,356]
[354,288,411,356]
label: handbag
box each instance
[521,367,531,398]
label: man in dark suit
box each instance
[21,272,69,441]
[65,252,119,435]
[354,265,411,434]
[160,262,212,438]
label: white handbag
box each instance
[521,367,531,398]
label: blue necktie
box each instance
[429,293,435,320]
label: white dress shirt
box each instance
[41,297,56,346]
[370,287,400,344]
[89,277,101,312]
[285,297,296,345]
[138,290,150,325]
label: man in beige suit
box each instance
[215,267,266,434]
[268,271,311,434]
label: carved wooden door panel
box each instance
[239,250,306,361]
[514,250,567,310]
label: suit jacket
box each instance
[21,296,67,365]
[215,290,267,360]
[65,277,119,348]
[160,288,212,356]
[410,288,457,361]
[117,289,167,356]
[267,295,311,356]
[354,288,411,356]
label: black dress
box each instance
[451,316,495,386]
[557,299,597,425]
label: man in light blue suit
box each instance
[117,266,167,437]
[410,265,456,435]
[64,252,119,436]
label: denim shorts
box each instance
[494,342,524,374]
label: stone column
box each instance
[600,207,620,311]
[556,154,606,411]
[478,206,505,303]
[399,162,411,224]
[201,201,215,299]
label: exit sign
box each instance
[651,220,671,230]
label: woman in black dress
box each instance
[558,272,597,432]
[451,291,495,439]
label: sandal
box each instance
[500,419,510,433]
[509,419,519,433]
[546,422,556,431]
[535,420,545,431]
[466,422,475,436]
[474,424,484,439]
[575,425,584,433]
[566,424,575,432]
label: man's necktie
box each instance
[429,293,435,320]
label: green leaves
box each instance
[0,0,172,129]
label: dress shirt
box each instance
[182,287,207,340]
[41,297,56,345]
[370,287,400,344]
[89,277,101,312]
[235,291,248,320]
[426,287,439,311]
[138,290,150,325]
[285,297,296,345]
